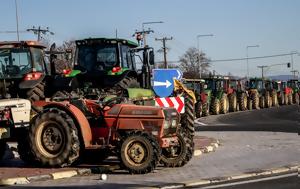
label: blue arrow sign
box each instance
[152,69,183,97]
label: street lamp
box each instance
[141,21,164,47]
[246,45,259,78]
[197,34,214,78]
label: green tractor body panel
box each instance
[65,70,81,77]
[107,68,129,76]
[126,88,155,99]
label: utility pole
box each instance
[291,70,299,79]
[14,0,20,41]
[27,26,54,41]
[257,65,268,79]
[155,37,173,69]
[133,28,154,47]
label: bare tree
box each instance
[179,47,210,79]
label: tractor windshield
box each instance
[76,44,117,72]
[249,80,263,90]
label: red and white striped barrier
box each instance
[155,97,185,113]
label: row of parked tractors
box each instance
[183,77,300,118]
[0,39,196,174]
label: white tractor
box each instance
[0,99,31,160]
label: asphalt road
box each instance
[2,105,300,188]
[201,173,300,189]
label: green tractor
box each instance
[287,79,300,105]
[182,78,211,118]
[247,78,277,109]
[0,41,47,101]
[228,79,249,111]
[204,76,229,115]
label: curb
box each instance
[193,139,220,156]
[157,164,299,189]
[0,165,117,186]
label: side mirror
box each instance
[149,50,154,65]
[204,84,208,89]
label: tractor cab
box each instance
[248,78,264,91]
[70,38,154,88]
[0,41,48,99]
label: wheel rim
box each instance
[125,140,149,166]
[36,121,66,158]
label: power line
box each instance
[211,52,299,63]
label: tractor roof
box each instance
[0,40,46,49]
[182,78,205,83]
[75,38,138,48]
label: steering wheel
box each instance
[101,96,125,110]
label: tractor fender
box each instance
[118,70,138,80]
[33,101,92,148]
[19,74,45,89]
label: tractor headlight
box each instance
[164,120,171,129]
[171,119,177,128]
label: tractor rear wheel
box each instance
[202,102,209,116]
[211,98,220,115]
[238,93,247,111]
[271,92,278,107]
[120,131,160,174]
[116,77,140,89]
[278,93,284,105]
[284,94,289,105]
[265,92,271,108]
[26,82,45,113]
[247,98,253,110]
[180,94,195,136]
[229,93,237,112]
[251,92,260,109]
[0,140,7,160]
[28,108,81,167]
[288,94,293,105]
[259,96,265,109]
[293,93,300,105]
[160,130,194,167]
[220,94,229,114]
[195,102,202,118]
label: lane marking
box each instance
[195,120,208,126]
[200,172,297,189]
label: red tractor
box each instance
[21,97,192,173]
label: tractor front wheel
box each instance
[259,96,265,109]
[220,94,229,114]
[288,94,293,105]
[271,92,278,107]
[117,77,140,89]
[202,102,209,116]
[229,93,237,112]
[293,93,300,105]
[120,132,160,174]
[26,82,45,113]
[211,98,220,115]
[160,130,193,167]
[252,92,260,109]
[238,93,247,111]
[28,108,81,167]
[195,102,203,118]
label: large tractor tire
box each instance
[278,93,284,105]
[0,140,7,160]
[202,102,209,117]
[28,108,81,167]
[220,94,229,114]
[116,76,140,89]
[229,93,237,112]
[180,94,195,136]
[26,82,45,113]
[288,94,293,105]
[271,92,279,107]
[120,131,160,174]
[211,98,220,115]
[259,96,265,109]
[160,130,194,167]
[293,93,300,105]
[247,98,253,110]
[284,94,289,105]
[238,93,248,111]
[195,102,203,118]
[251,92,260,109]
[265,92,272,108]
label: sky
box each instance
[0,0,299,77]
